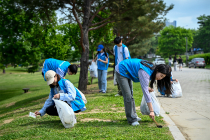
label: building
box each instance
[165,20,176,27]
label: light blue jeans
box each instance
[98,69,107,92]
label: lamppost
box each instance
[185,37,188,67]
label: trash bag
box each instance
[89,61,98,77]
[172,81,182,98]
[75,88,87,104]
[140,91,160,116]
[53,99,76,128]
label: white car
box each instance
[153,58,165,65]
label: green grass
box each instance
[0,67,173,140]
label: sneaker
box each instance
[99,90,102,93]
[131,121,139,126]
[102,91,106,93]
[115,93,122,96]
[136,117,141,121]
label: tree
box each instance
[157,26,193,57]
[194,15,210,53]
[113,0,173,46]
[12,0,173,91]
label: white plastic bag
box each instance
[75,88,87,104]
[113,72,117,86]
[53,99,76,128]
[89,61,98,77]
[140,91,160,116]
[172,82,182,98]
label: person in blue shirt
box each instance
[35,70,86,117]
[113,37,131,96]
[42,58,78,81]
[93,44,109,93]
[115,59,172,126]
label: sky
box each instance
[164,0,210,29]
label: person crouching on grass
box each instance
[115,59,172,126]
[35,70,86,117]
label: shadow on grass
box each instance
[0,89,23,102]
[0,94,48,118]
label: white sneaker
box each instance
[115,93,122,96]
[131,121,139,126]
[137,117,141,121]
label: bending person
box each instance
[42,58,78,81]
[35,70,86,117]
[115,59,172,126]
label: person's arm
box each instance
[93,56,98,62]
[98,57,108,64]
[59,80,76,102]
[138,69,155,120]
[36,89,54,116]
[124,47,130,59]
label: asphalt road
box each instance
[157,67,210,140]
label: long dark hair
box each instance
[141,60,172,95]
[49,74,61,88]
[96,48,108,58]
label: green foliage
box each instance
[194,15,210,53]
[129,36,158,57]
[157,26,194,57]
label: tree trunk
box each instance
[78,0,91,92]
[3,68,5,74]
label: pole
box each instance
[185,37,188,67]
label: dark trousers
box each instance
[46,105,81,116]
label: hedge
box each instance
[188,53,210,65]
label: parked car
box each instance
[153,58,165,65]
[188,58,206,68]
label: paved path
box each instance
[157,68,210,140]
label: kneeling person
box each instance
[35,70,86,117]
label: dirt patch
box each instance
[80,118,113,122]
[6,102,15,108]
[3,119,14,124]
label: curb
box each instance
[160,106,185,140]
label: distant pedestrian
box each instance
[115,59,172,126]
[93,44,109,93]
[113,36,131,96]
[168,56,173,67]
[178,56,183,71]
[173,56,177,71]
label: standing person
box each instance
[168,56,173,67]
[113,36,131,96]
[173,55,177,71]
[42,58,78,81]
[178,56,183,71]
[93,44,109,93]
[115,59,172,126]
[35,70,86,117]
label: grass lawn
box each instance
[0,67,173,140]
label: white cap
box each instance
[45,70,56,85]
